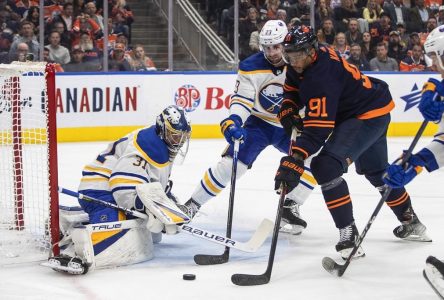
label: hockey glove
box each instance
[274,155,304,193]
[383,151,426,189]
[220,114,247,145]
[277,99,303,136]
[419,78,444,122]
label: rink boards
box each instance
[52,71,441,142]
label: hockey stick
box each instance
[59,187,273,253]
[194,139,240,265]
[231,128,297,286]
[322,120,429,277]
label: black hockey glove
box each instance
[274,155,304,193]
[277,99,303,136]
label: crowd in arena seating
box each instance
[0,0,157,72]
[204,0,443,71]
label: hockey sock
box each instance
[321,178,354,229]
[384,188,412,221]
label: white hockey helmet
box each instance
[259,20,288,48]
[424,25,444,70]
[156,105,191,158]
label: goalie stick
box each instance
[59,187,273,253]
[231,128,297,286]
[194,139,240,265]
[322,120,429,277]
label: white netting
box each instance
[0,62,55,264]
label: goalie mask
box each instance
[156,105,191,160]
[424,25,444,72]
[259,20,288,66]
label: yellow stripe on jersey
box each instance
[203,171,223,194]
[231,97,254,108]
[91,212,126,245]
[133,133,170,168]
[301,172,317,186]
[238,69,273,75]
[109,178,145,188]
[84,166,112,175]
[81,177,109,182]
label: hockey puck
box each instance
[183,274,196,280]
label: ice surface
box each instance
[0,137,442,300]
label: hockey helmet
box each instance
[283,25,318,53]
[156,105,191,155]
[424,25,444,70]
[259,20,288,47]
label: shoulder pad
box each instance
[134,126,170,167]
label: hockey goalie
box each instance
[43,105,192,275]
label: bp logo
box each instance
[174,84,201,112]
[400,83,422,111]
[258,83,283,114]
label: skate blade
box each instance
[424,265,444,299]
[340,246,366,261]
[279,224,303,235]
[401,233,432,242]
[41,261,86,275]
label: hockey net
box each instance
[0,62,59,264]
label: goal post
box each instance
[0,62,59,264]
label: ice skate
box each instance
[280,199,307,235]
[424,256,444,299]
[178,198,201,219]
[393,207,431,242]
[42,255,89,275]
[335,222,365,260]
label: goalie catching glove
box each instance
[274,155,304,193]
[220,114,247,145]
[277,99,303,136]
[135,182,190,234]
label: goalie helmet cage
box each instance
[0,62,59,265]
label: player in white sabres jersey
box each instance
[45,105,191,274]
[383,25,444,299]
[181,20,316,235]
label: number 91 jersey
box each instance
[230,52,287,126]
[78,126,172,209]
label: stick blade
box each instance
[194,251,229,265]
[231,273,270,286]
[322,257,344,277]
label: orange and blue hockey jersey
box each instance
[283,45,395,159]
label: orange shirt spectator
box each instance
[399,44,427,72]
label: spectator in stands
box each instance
[317,18,336,45]
[315,0,334,29]
[347,43,371,70]
[362,0,383,25]
[108,42,131,71]
[262,0,282,20]
[387,30,406,63]
[292,0,310,25]
[369,12,393,49]
[15,0,38,18]
[84,1,104,30]
[111,11,130,39]
[49,21,71,49]
[239,7,259,60]
[8,21,38,62]
[418,17,437,45]
[409,0,431,33]
[78,31,101,63]
[73,0,85,19]
[397,23,409,47]
[43,46,64,72]
[360,30,374,60]
[43,0,63,20]
[407,31,421,50]
[63,44,99,72]
[369,42,399,71]
[399,44,427,71]
[249,19,266,54]
[384,0,409,29]
[333,0,361,33]
[276,9,287,23]
[130,44,156,71]
[24,6,39,34]
[50,2,74,32]
[71,13,101,46]
[345,18,363,45]
[10,41,30,62]
[222,0,253,47]
[0,31,12,63]
[111,0,133,37]
[45,30,70,65]
[438,6,444,26]
[333,32,351,59]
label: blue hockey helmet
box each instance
[283,25,318,53]
[156,105,191,154]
